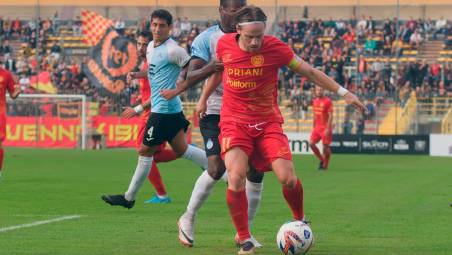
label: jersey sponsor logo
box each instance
[206,138,214,150]
[251,54,264,67]
[226,79,256,89]
[226,68,263,77]
[222,53,233,63]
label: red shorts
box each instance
[310,126,332,145]
[0,114,5,141]
[219,121,292,172]
[137,119,166,151]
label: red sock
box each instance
[226,189,250,241]
[323,145,331,168]
[147,161,167,196]
[0,148,4,171]
[282,179,305,221]
[310,144,324,162]
[154,149,177,163]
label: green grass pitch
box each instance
[1,148,452,255]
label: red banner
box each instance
[92,116,141,148]
[4,116,142,148]
[4,117,81,148]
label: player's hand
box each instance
[344,92,367,114]
[160,89,179,100]
[121,107,138,119]
[209,59,224,73]
[195,100,207,119]
[126,72,135,84]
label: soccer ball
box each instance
[276,220,314,255]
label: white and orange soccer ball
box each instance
[276,220,314,255]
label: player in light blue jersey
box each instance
[101,9,208,210]
[159,0,264,250]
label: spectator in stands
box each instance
[11,17,21,37]
[115,18,126,35]
[375,81,387,106]
[3,17,11,39]
[391,38,403,56]
[364,37,376,55]
[50,42,62,61]
[434,16,448,39]
[172,17,182,40]
[180,17,191,36]
[72,16,82,36]
[1,40,12,58]
[409,29,423,50]
[365,100,376,120]
[342,114,353,135]
[0,16,4,38]
[356,115,365,135]
[4,55,16,73]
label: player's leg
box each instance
[101,115,162,209]
[178,115,224,247]
[145,160,172,204]
[272,158,305,221]
[169,129,208,170]
[246,167,264,228]
[225,147,254,254]
[322,132,333,169]
[309,130,324,169]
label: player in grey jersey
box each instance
[160,0,264,249]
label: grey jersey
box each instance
[190,25,224,115]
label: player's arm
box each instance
[195,71,222,118]
[287,57,367,113]
[161,58,223,100]
[6,73,20,99]
[121,98,151,119]
[126,71,146,84]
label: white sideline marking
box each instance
[0,215,82,233]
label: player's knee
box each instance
[207,159,226,180]
[309,143,316,149]
[138,146,152,157]
[281,175,298,189]
[247,168,264,183]
[227,173,246,191]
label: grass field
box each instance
[1,148,452,255]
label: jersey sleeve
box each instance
[190,32,210,62]
[169,46,191,67]
[272,37,295,67]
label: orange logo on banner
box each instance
[251,54,264,67]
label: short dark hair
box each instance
[234,5,267,25]
[138,30,152,40]
[220,0,246,7]
[150,9,173,26]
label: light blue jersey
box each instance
[191,25,224,115]
[146,38,190,114]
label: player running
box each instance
[0,57,21,181]
[160,0,263,248]
[198,6,366,254]
[101,9,208,209]
[310,86,333,170]
[125,31,178,203]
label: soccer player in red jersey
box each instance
[0,56,21,181]
[197,6,366,254]
[310,86,333,170]
[124,31,178,204]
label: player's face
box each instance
[315,87,324,98]
[136,36,149,58]
[237,23,265,53]
[151,18,172,43]
[219,0,246,32]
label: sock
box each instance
[227,189,250,241]
[147,161,167,196]
[182,145,208,170]
[221,171,228,182]
[282,179,304,221]
[310,144,324,162]
[125,156,153,201]
[185,171,217,218]
[323,146,331,168]
[246,180,263,227]
[154,149,177,163]
[0,148,3,171]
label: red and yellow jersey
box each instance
[312,96,333,128]
[0,68,15,115]
[138,62,151,121]
[216,33,294,124]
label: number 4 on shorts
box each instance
[146,126,154,141]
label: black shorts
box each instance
[199,114,221,157]
[143,112,190,147]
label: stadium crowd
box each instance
[1,14,452,118]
